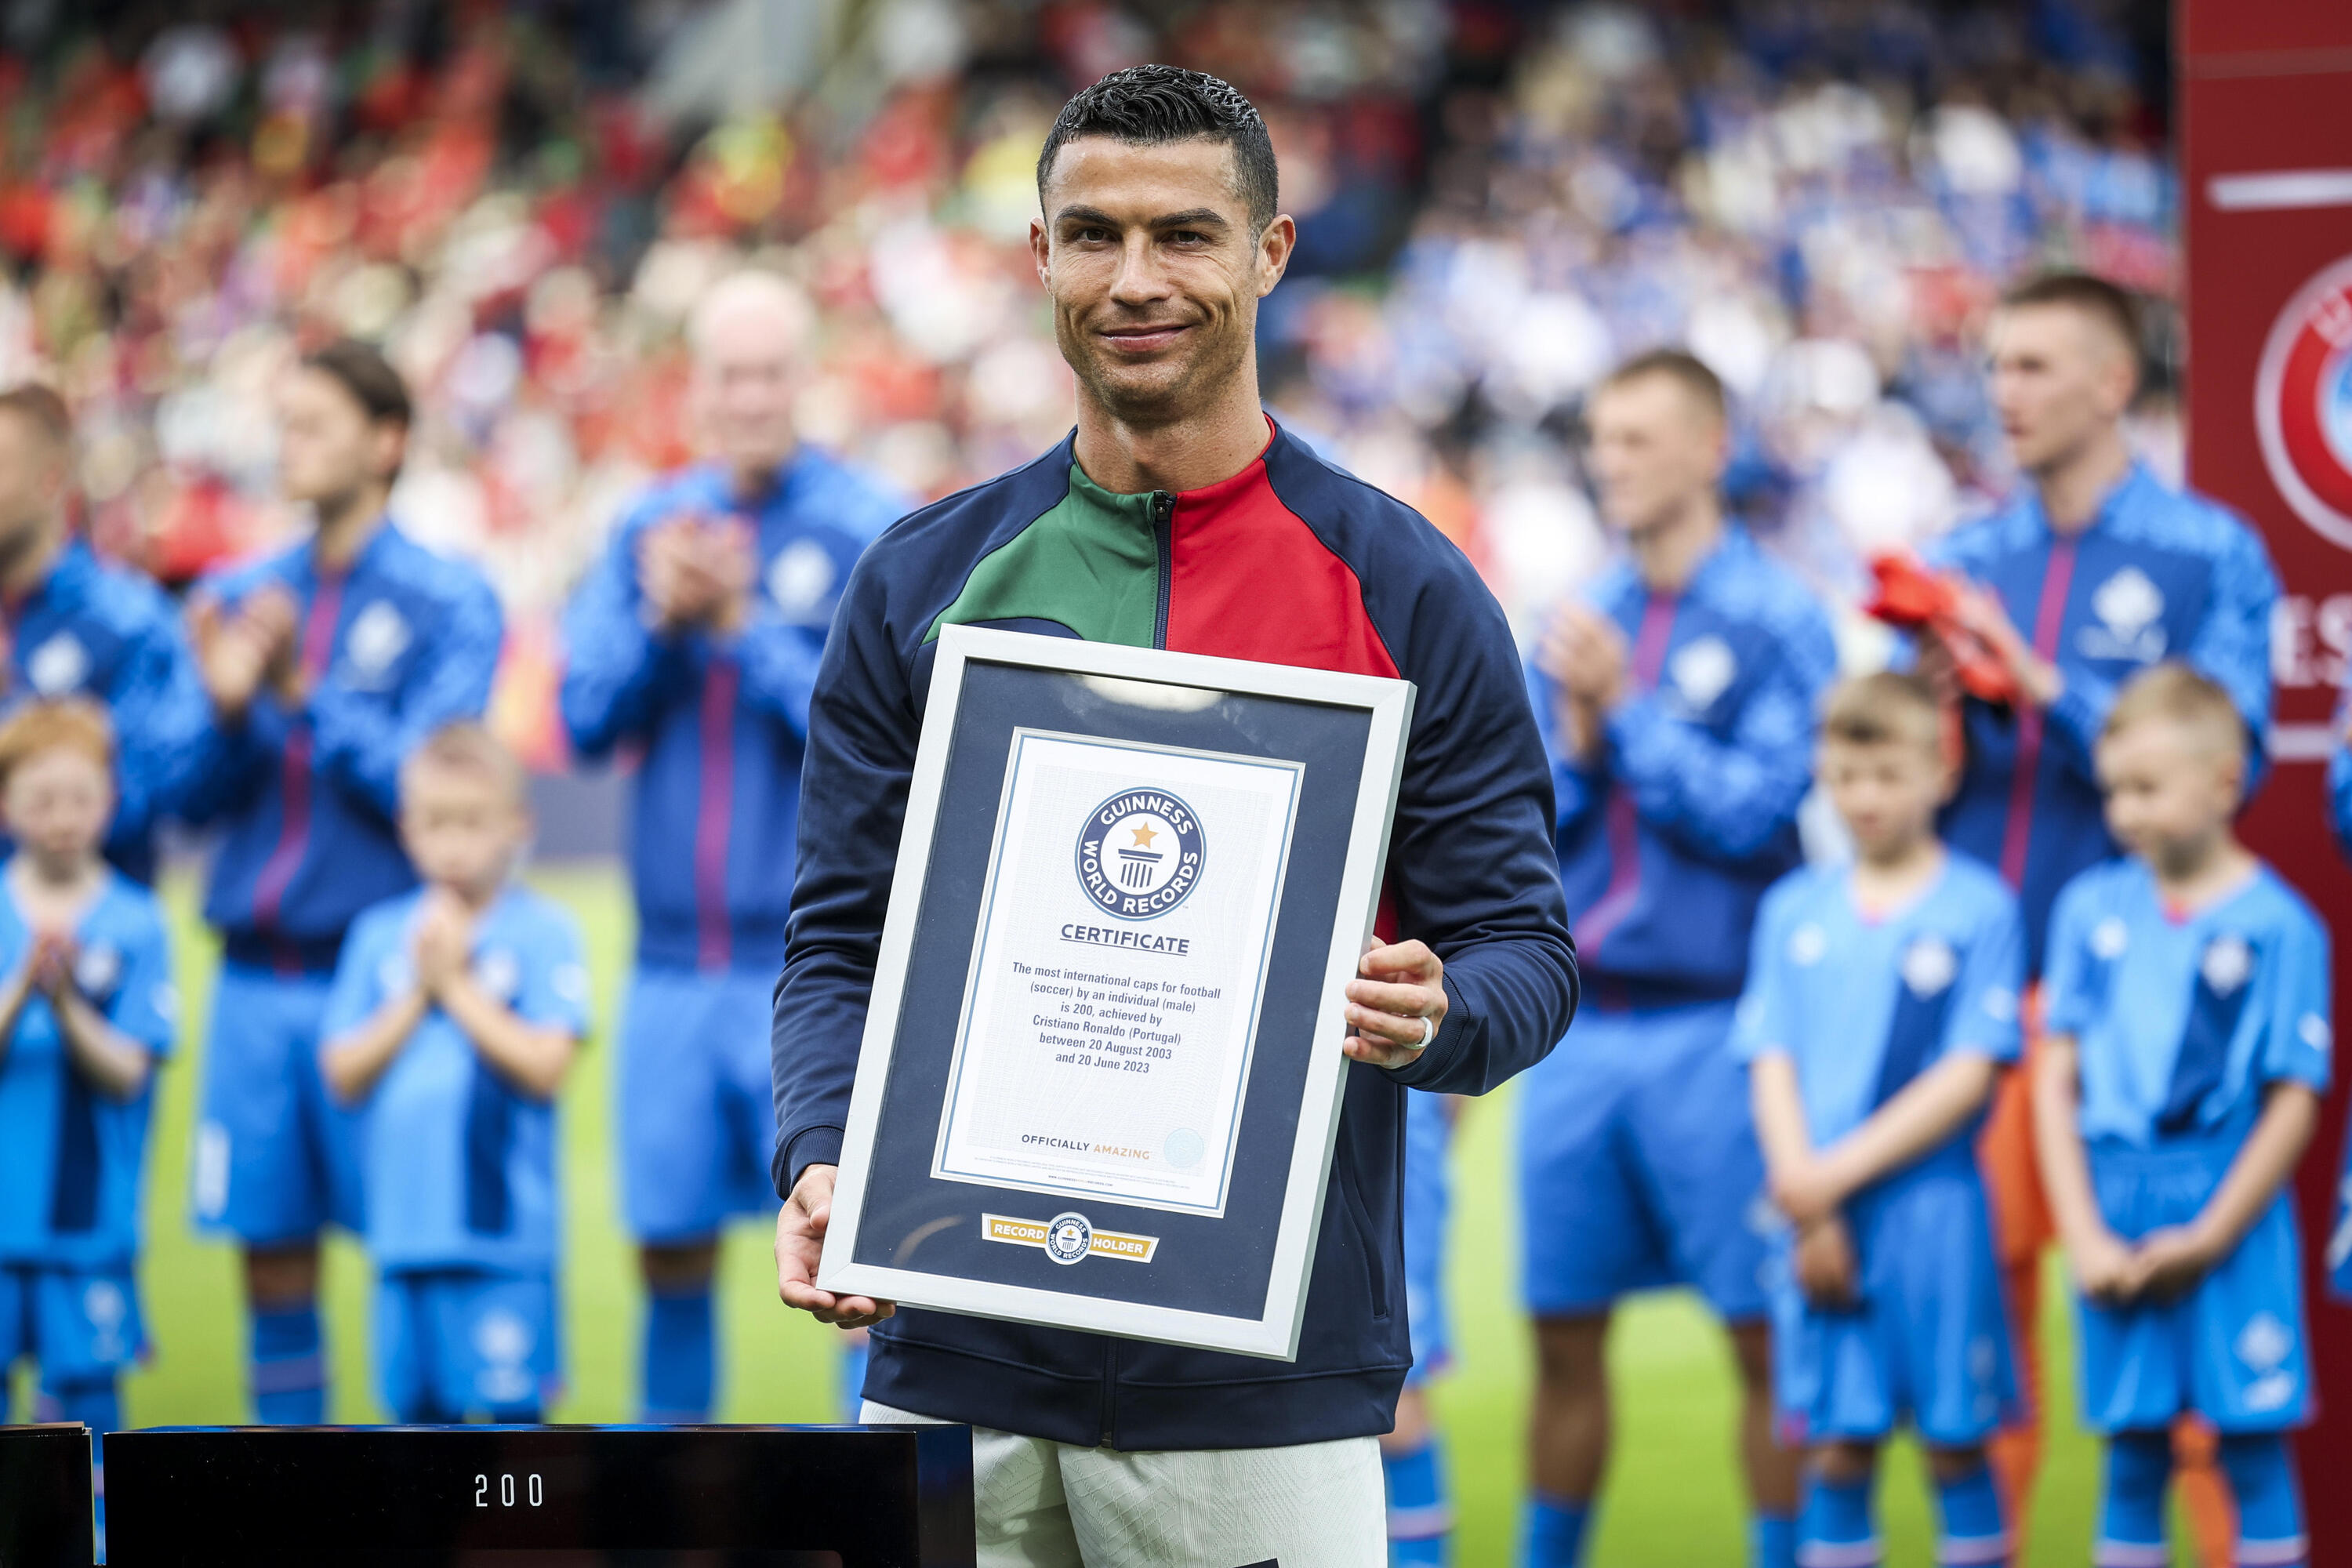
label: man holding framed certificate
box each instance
[772,64,1579,1566]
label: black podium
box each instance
[0,1423,93,1566]
[105,1425,975,1566]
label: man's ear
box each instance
[371,423,408,485]
[1030,216,1052,289]
[1255,215,1297,298]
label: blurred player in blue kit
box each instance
[1921,274,2278,1546]
[1520,350,1833,1568]
[322,724,587,1424]
[0,702,178,1542]
[0,385,209,883]
[1736,673,2022,1568]
[1385,1091,1456,1565]
[560,271,904,1423]
[2330,702,2352,1304]
[2034,666,2325,1568]
[184,340,504,1424]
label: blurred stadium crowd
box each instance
[0,0,2178,763]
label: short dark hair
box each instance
[301,339,412,433]
[1037,65,1279,234]
[2001,270,2142,368]
[0,383,71,451]
[1595,348,1728,426]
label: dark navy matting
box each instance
[818,628,1414,1359]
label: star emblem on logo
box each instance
[1130,823,1159,849]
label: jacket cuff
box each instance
[781,1124,846,1199]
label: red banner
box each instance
[2180,0,2352,1551]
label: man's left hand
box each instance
[1342,939,1446,1068]
[1953,582,2063,709]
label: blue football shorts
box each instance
[376,1269,561,1422]
[192,965,358,1244]
[1769,1150,2019,1447]
[0,1261,145,1386]
[1517,998,1771,1320]
[2075,1135,2312,1435]
[616,966,780,1243]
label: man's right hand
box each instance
[189,586,297,721]
[775,1163,895,1329]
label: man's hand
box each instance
[697,518,757,635]
[2122,1225,2217,1305]
[1793,1216,1859,1309]
[411,891,474,999]
[1951,582,2062,709]
[776,1163,895,1329]
[1342,939,1447,1068]
[1534,603,1627,761]
[189,586,299,720]
[2070,1224,2140,1305]
[1769,1153,1846,1229]
[640,516,755,633]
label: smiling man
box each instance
[771,65,1577,1566]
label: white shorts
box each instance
[859,1399,1385,1568]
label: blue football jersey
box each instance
[1733,851,2024,1152]
[322,885,590,1273]
[1526,524,1837,1001]
[2044,860,2331,1146]
[560,452,906,973]
[1929,463,2277,971]
[0,864,177,1269]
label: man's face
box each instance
[1031,136,1292,427]
[691,302,800,475]
[1988,304,2134,476]
[276,368,400,506]
[1585,373,1726,537]
[0,411,60,551]
[400,765,528,899]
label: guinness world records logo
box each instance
[2256,253,2352,551]
[1076,787,1205,920]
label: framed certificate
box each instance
[817,625,1415,1359]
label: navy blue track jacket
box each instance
[772,424,1577,1450]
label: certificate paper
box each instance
[931,729,1304,1218]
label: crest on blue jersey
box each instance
[1899,935,1957,997]
[2200,933,2253,996]
[1075,788,1204,921]
[344,600,412,688]
[1667,635,1737,712]
[73,942,120,999]
[767,537,838,621]
[26,631,88,695]
[2078,566,2167,663]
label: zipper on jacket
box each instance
[1149,490,1174,648]
[1098,1338,1119,1447]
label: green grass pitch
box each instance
[59,865,2157,1563]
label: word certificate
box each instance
[931,729,1303,1218]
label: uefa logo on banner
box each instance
[2256,253,2352,551]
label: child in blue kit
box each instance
[2037,664,2326,1568]
[1734,673,2023,1568]
[0,701,178,1542]
[321,724,588,1423]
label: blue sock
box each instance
[1799,1474,1878,1567]
[1754,1511,1798,1568]
[1383,1438,1450,1565]
[641,1287,714,1422]
[2095,1431,2169,1567]
[2218,1433,2307,1567]
[840,1334,870,1423]
[41,1379,118,1563]
[1519,1493,1589,1568]
[1931,1460,2007,1566]
[249,1304,325,1425]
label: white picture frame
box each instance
[816,624,1416,1359]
